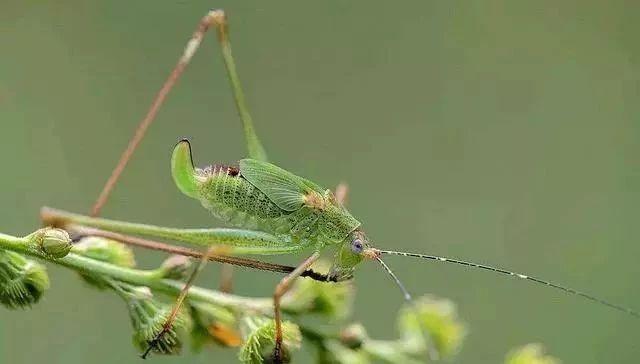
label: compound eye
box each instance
[351,239,363,254]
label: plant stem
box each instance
[0,231,273,314]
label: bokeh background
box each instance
[1,1,639,363]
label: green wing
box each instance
[239,159,323,211]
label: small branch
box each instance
[0,231,273,314]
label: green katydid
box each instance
[41,8,639,363]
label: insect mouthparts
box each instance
[363,248,381,260]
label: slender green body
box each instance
[194,163,361,248]
[169,146,375,280]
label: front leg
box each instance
[272,252,321,363]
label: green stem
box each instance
[0,232,25,246]
[0,231,273,314]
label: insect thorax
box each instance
[195,165,360,245]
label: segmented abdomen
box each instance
[197,165,318,239]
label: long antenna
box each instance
[376,257,412,302]
[378,249,640,318]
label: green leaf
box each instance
[238,316,301,364]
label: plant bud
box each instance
[0,250,50,309]
[190,301,239,351]
[397,295,467,359]
[159,255,191,279]
[238,316,301,364]
[31,228,72,258]
[505,344,560,364]
[339,323,367,349]
[323,340,369,364]
[74,236,135,267]
[123,286,192,355]
[74,236,136,289]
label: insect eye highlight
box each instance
[351,239,363,254]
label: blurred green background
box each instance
[1,1,639,363]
